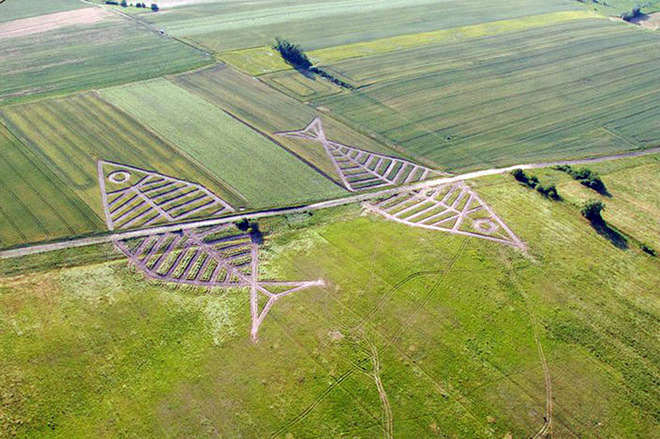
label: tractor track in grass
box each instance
[2,147,659,260]
[270,239,467,437]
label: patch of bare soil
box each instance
[633,12,660,30]
[0,8,111,40]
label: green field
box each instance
[0,0,84,23]
[0,93,243,238]
[101,79,347,208]
[134,0,581,53]
[1,156,658,437]
[221,10,595,76]
[0,10,210,103]
[0,124,100,248]
[308,18,660,172]
[173,65,416,181]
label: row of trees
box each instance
[272,38,355,90]
[554,165,608,195]
[511,169,560,200]
[106,1,159,11]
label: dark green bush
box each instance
[581,200,605,222]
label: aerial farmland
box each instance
[0,0,659,437]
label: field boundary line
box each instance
[2,147,659,260]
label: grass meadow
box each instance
[0,0,84,23]
[0,157,658,437]
[101,79,347,208]
[135,0,580,53]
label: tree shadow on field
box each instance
[588,219,628,250]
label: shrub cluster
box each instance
[641,243,657,257]
[581,199,605,222]
[554,165,607,194]
[273,38,355,90]
[511,169,560,200]
[621,7,643,22]
[108,1,158,11]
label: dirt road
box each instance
[1,147,658,260]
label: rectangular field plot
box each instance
[314,19,660,171]
[0,0,84,23]
[173,65,409,185]
[0,93,242,223]
[0,11,209,103]
[0,124,100,248]
[101,79,347,208]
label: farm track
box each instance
[2,147,659,260]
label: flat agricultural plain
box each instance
[0,0,658,437]
[100,79,347,208]
[0,6,209,103]
[0,156,658,437]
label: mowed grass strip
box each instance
[0,93,242,224]
[221,10,595,76]
[0,123,100,249]
[0,13,210,103]
[101,79,347,208]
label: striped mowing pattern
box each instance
[276,117,442,192]
[115,222,325,341]
[98,161,234,231]
[116,224,253,286]
[365,182,524,248]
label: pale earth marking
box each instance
[98,160,235,231]
[3,146,658,260]
[364,181,526,249]
[276,117,446,192]
[99,161,323,341]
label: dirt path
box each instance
[2,147,659,260]
[504,255,553,438]
[370,343,394,439]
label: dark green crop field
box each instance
[311,18,660,171]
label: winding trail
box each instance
[2,147,659,260]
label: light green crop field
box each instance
[173,65,414,181]
[101,79,347,208]
[0,0,83,23]
[0,10,210,103]
[0,124,100,248]
[134,0,580,53]
[311,18,660,172]
[221,10,595,76]
[0,157,658,437]
[0,93,243,235]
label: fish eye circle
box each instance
[108,171,130,184]
[472,218,498,234]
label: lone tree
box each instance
[581,199,605,223]
[273,38,312,70]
